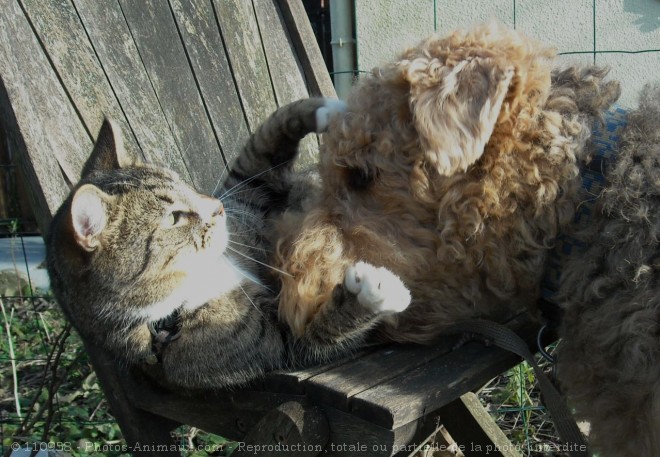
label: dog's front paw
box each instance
[344,262,411,313]
[315,98,347,132]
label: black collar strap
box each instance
[145,310,183,365]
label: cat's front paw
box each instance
[315,98,347,132]
[344,262,411,314]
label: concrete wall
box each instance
[353,0,659,108]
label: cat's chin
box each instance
[136,256,246,322]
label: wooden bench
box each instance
[0,1,537,455]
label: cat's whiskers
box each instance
[225,215,265,237]
[218,161,290,200]
[226,246,292,277]
[212,161,231,196]
[225,222,258,237]
[225,204,263,215]
[238,284,265,317]
[224,256,273,294]
[221,185,269,205]
[228,239,269,253]
[226,228,254,237]
[224,180,269,196]
[225,209,264,226]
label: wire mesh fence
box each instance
[346,0,659,107]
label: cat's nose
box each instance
[212,201,225,218]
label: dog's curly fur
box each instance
[556,84,660,457]
[274,22,620,344]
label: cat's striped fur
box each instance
[47,98,409,389]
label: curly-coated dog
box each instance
[274,22,619,344]
[556,84,660,457]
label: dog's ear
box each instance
[403,57,514,176]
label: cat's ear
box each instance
[401,56,514,176]
[70,184,114,252]
[81,118,138,178]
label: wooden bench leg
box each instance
[231,401,329,457]
[85,342,181,456]
[440,393,521,457]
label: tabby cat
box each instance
[46,98,411,389]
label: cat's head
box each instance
[47,119,235,329]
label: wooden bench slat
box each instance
[305,339,458,412]
[118,0,223,194]
[20,0,141,161]
[253,0,309,109]
[322,406,417,457]
[349,311,542,432]
[73,0,192,185]
[440,393,522,457]
[169,0,251,167]
[276,0,336,98]
[127,371,422,457]
[0,0,86,230]
[128,379,303,440]
[213,0,278,132]
[253,0,317,161]
[265,347,378,394]
[85,343,181,456]
[351,340,519,430]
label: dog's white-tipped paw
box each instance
[315,98,347,132]
[344,262,411,314]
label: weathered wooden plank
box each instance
[0,84,64,234]
[265,347,378,394]
[231,401,329,457]
[169,0,250,168]
[253,0,318,163]
[351,340,521,430]
[72,0,191,184]
[85,343,180,457]
[213,0,277,132]
[276,0,336,98]
[0,0,87,229]
[20,0,141,161]
[253,0,309,106]
[392,420,462,457]
[441,393,521,457]
[127,374,308,441]
[131,374,421,457]
[305,339,458,412]
[118,0,223,194]
[322,406,420,457]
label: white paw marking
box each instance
[315,98,347,132]
[344,261,411,314]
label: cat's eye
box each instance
[164,210,187,227]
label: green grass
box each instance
[0,293,238,457]
[478,354,567,456]
[1,294,123,457]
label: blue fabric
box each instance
[541,106,628,302]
